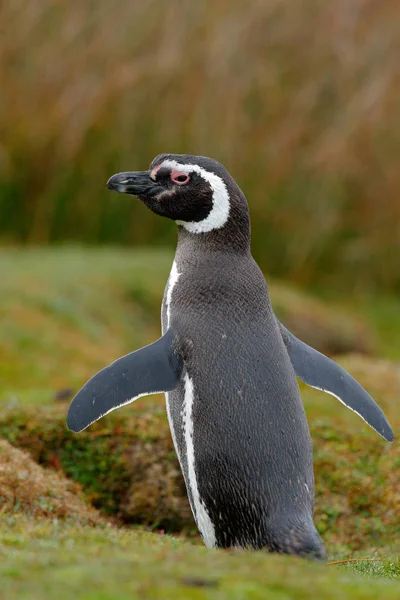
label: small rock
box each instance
[54,388,75,402]
[181,577,219,588]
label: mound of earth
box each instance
[1,363,398,552]
[338,354,400,399]
[0,439,102,524]
[271,281,374,355]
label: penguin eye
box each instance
[171,170,190,185]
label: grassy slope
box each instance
[1,518,399,600]
[0,247,169,400]
[2,246,399,402]
[1,247,399,597]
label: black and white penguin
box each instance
[67,154,393,559]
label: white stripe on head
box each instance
[159,159,230,233]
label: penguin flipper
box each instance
[279,323,394,442]
[67,329,183,433]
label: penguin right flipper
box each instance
[67,329,183,433]
[279,323,394,442]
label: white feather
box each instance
[165,261,180,325]
[163,261,181,460]
[182,373,217,548]
[308,384,375,431]
[163,260,216,546]
[160,159,230,233]
[80,390,163,432]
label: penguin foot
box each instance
[266,518,326,561]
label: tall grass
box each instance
[1,0,400,291]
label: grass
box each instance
[1,518,399,600]
[1,245,396,403]
[0,247,169,397]
[0,246,399,597]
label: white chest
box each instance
[162,260,180,333]
[162,260,216,548]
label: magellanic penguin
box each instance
[67,154,394,559]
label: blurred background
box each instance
[1,0,400,292]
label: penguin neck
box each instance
[176,201,251,257]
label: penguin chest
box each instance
[161,261,217,547]
[160,259,314,550]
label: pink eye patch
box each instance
[150,165,161,180]
[170,169,190,185]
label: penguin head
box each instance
[107,154,249,237]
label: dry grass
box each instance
[1,0,400,289]
[0,439,103,524]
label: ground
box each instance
[0,247,399,599]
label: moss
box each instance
[0,402,193,531]
[0,440,102,524]
[0,395,398,556]
[0,518,399,599]
[312,425,399,551]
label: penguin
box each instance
[67,154,393,559]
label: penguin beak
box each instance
[106,171,161,197]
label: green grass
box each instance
[1,397,398,554]
[2,245,398,403]
[0,247,171,400]
[1,246,399,597]
[1,518,399,600]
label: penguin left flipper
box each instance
[67,329,183,433]
[279,323,394,442]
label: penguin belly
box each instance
[169,337,324,558]
[162,259,326,559]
